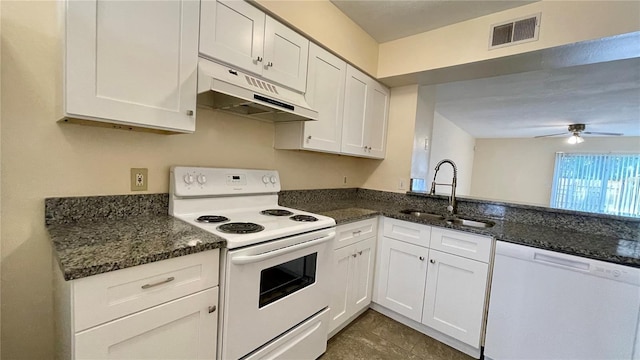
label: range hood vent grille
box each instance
[490,13,541,49]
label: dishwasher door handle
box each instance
[533,252,590,271]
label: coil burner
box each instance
[196,215,229,223]
[217,222,265,234]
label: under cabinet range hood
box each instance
[197,58,318,122]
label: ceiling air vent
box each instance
[489,13,541,49]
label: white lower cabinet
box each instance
[329,219,377,335]
[421,250,489,346]
[375,238,429,322]
[55,250,220,360]
[75,287,218,359]
[374,218,493,358]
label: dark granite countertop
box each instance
[285,198,640,268]
[48,215,226,280]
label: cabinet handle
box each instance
[266,61,273,67]
[367,146,372,151]
[358,251,363,255]
[352,253,357,258]
[419,256,425,261]
[186,110,194,116]
[141,276,175,289]
[306,135,312,142]
[430,259,436,264]
[208,305,217,313]
[255,56,263,62]
[353,230,361,236]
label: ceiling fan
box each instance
[534,124,623,144]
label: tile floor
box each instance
[320,309,474,360]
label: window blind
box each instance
[550,153,640,218]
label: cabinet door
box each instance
[422,250,488,347]
[75,287,218,359]
[351,237,376,314]
[303,44,346,153]
[66,0,198,132]
[364,82,390,159]
[341,65,369,157]
[263,16,309,92]
[328,245,354,334]
[199,0,264,75]
[375,237,429,322]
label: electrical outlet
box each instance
[131,168,148,191]
[398,178,406,190]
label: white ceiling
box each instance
[434,57,640,138]
[330,0,538,43]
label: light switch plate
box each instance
[130,168,148,191]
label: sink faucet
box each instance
[430,159,458,216]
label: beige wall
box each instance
[471,137,640,206]
[0,2,379,358]
[428,112,476,196]
[255,0,379,76]
[378,0,640,78]
[361,85,418,192]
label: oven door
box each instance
[222,228,334,360]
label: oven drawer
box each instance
[334,218,377,249]
[73,249,219,332]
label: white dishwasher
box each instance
[485,241,640,360]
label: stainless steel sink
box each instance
[399,209,445,221]
[446,216,495,228]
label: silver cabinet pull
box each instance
[419,256,425,261]
[430,259,436,264]
[141,276,175,289]
[352,254,357,258]
[208,305,217,313]
[266,61,273,67]
[306,135,312,142]
[353,230,362,236]
[358,251,363,255]
[186,110,194,116]
[255,56,263,62]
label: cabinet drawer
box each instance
[334,218,378,250]
[383,217,431,247]
[73,249,219,332]
[430,227,492,262]
[75,287,218,359]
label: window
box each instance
[550,153,640,218]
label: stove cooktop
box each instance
[176,206,335,249]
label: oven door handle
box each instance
[230,232,335,265]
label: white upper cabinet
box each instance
[199,0,264,75]
[275,56,389,159]
[341,65,390,159]
[64,0,199,133]
[199,0,309,92]
[263,17,310,92]
[275,44,346,153]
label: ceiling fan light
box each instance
[567,133,584,144]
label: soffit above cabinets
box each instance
[330,0,539,43]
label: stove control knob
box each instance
[197,174,207,185]
[183,174,195,185]
[262,175,270,184]
[270,176,277,184]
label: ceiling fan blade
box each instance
[583,131,624,136]
[534,132,567,138]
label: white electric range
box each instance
[170,166,336,360]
